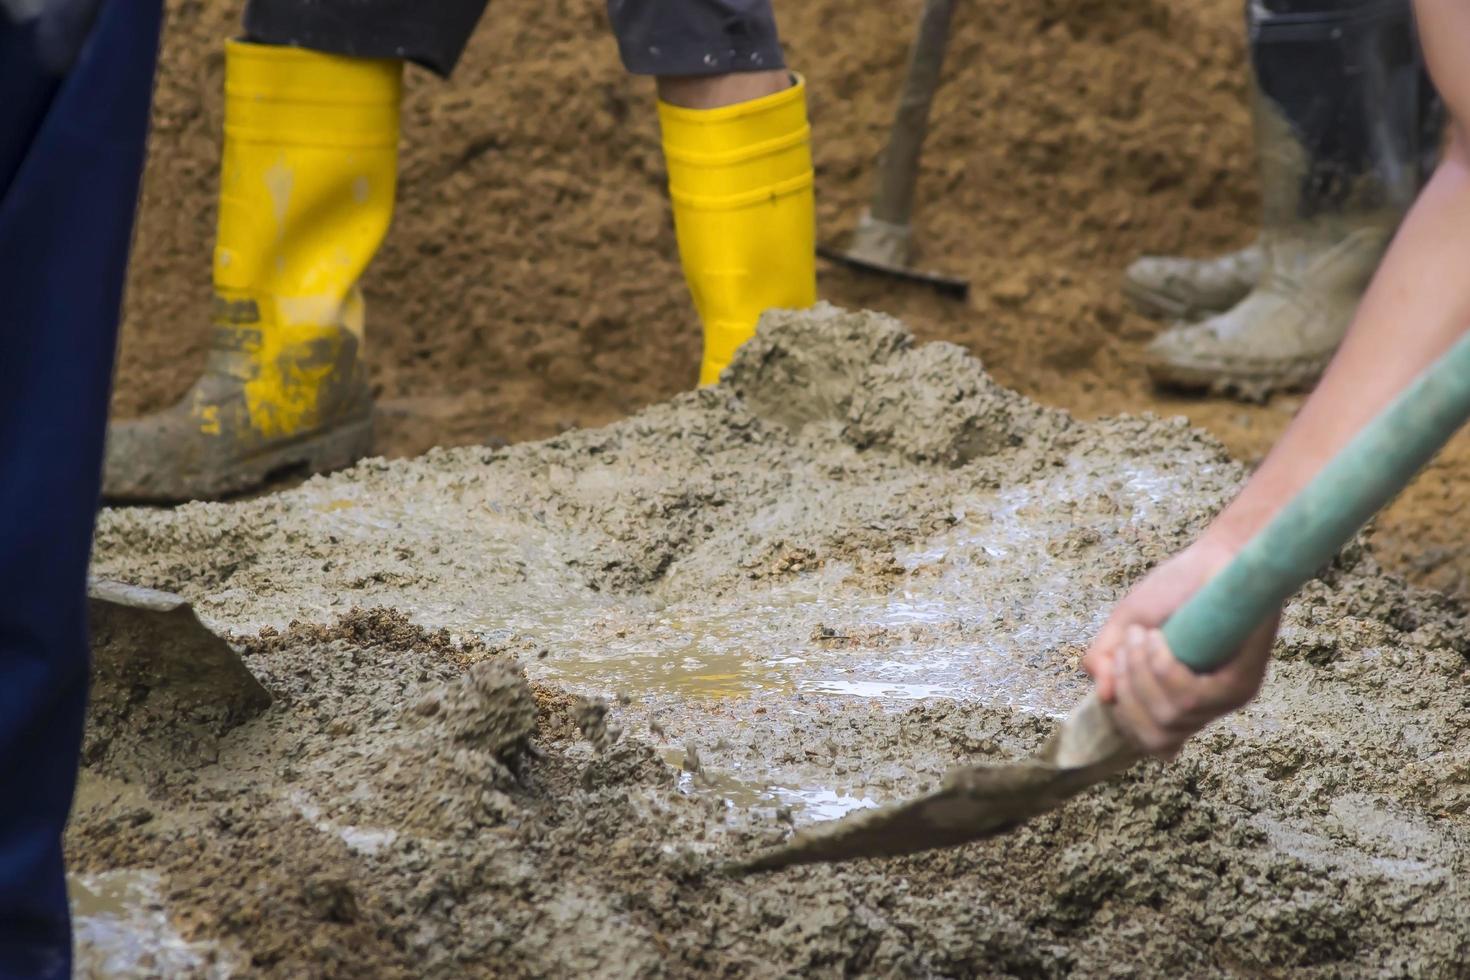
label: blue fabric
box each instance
[0,1,160,976]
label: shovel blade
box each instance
[735,693,1140,874]
[89,580,270,714]
[86,580,271,776]
[819,243,971,301]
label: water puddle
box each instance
[295,457,1200,718]
[770,786,881,821]
[71,870,233,978]
[508,461,1191,716]
[662,749,880,821]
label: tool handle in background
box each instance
[1163,330,1470,671]
[868,0,956,227]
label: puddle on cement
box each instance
[296,458,1194,719]
[256,459,1194,820]
[527,463,1185,717]
[662,749,880,821]
[71,870,232,978]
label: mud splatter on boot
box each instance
[1145,225,1389,400]
[1123,241,1263,322]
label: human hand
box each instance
[1082,539,1279,757]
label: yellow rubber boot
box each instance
[659,76,816,386]
[105,41,401,501]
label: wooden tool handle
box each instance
[868,0,956,227]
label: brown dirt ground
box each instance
[114,0,1470,597]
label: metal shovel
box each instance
[819,0,970,299]
[89,579,271,736]
[738,329,1470,873]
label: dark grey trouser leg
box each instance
[607,0,785,75]
[243,0,491,76]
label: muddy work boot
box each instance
[105,40,402,501]
[1123,242,1263,322]
[105,325,375,501]
[1145,0,1441,400]
[1145,224,1390,399]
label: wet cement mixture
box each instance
[78,310,1470,977]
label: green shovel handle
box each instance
[1162,331,1470,672]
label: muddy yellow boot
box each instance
[104,41,401,501]
[659,76,816,386]
[1123,242,1263,322]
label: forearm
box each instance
[1202,135,1470,550]
[1094,0,1470,747]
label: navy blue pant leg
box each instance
[0,2,160,976]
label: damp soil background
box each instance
[116,0,1470,600]
[80,312,1470,977]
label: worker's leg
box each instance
[610,0,816,385]
[103,1,490,503]
[1123,0,1438,325]
[0,1,161,975]
[656,71,789,110]
[1137,0,1441,399]
[241,0,488,73]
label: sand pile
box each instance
[77,310,1470,977]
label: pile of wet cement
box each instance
[81,310,1470,976]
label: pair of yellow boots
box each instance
[105,41,815,501]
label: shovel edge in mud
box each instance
[734,693,1140,875]
[89,578,271,723]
